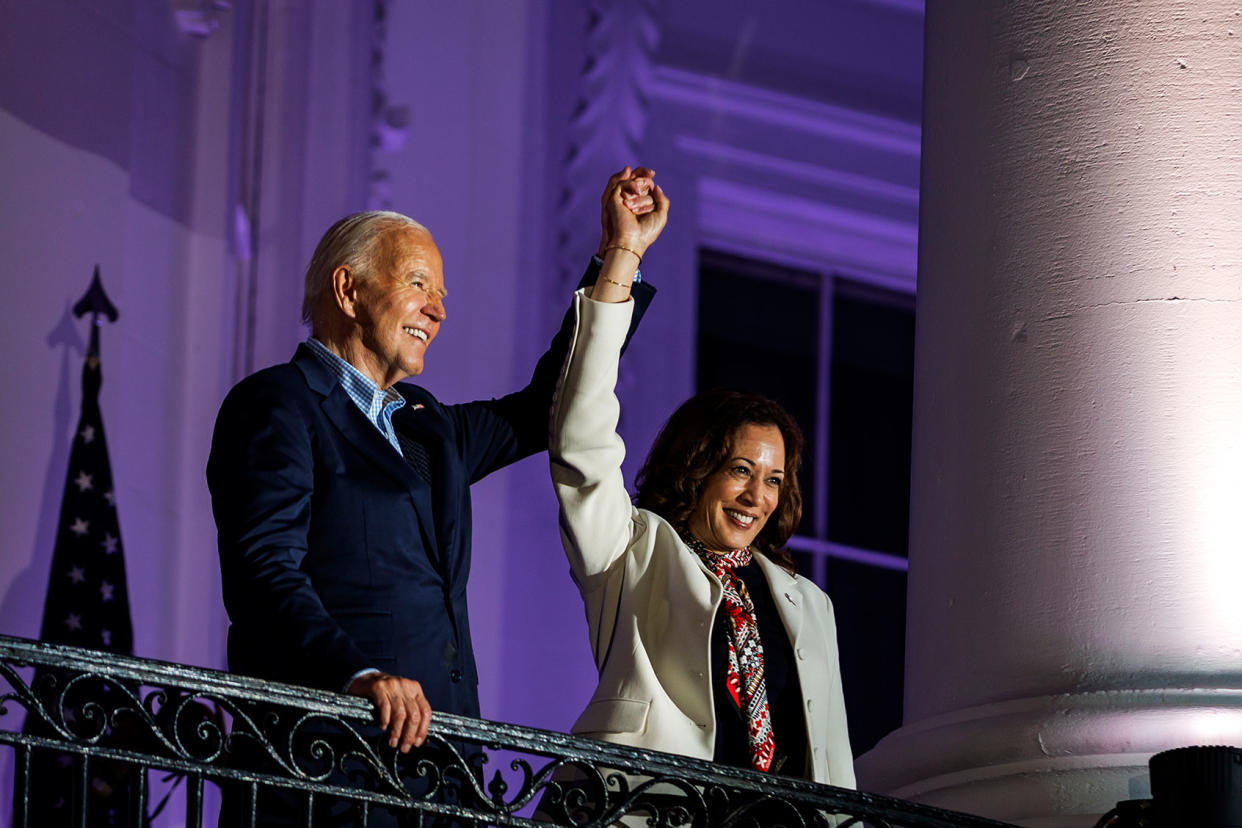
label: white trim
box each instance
[849,0,925,14]
[787,535,909,572]
[696,177,918,291]
[675,135,919,208]
[651,66,921,157]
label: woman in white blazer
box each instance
[547,171,855,801]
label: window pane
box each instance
[696,250,820,534]
[825,556,906,756]
[828,281,915,556]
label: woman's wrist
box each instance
[601,243,642,265]
[596,234,649,259]
[591,245,641,303]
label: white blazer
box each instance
[549,290,856,789]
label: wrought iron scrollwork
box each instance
[0,634,1018,827]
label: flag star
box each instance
[100,628,112,646]
[101,533,118,555]
[69,517,89,536]
[73,471,93,492]
[64,613,82,631]
[68,566,86,584]
[103,490,116,507]
[79,425,96,444]
[100,581,114,601]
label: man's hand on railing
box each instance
[346,671,431,752]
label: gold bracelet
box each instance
[603,244,643,265]
[599,275,632,290]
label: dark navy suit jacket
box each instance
[207,266,654,717]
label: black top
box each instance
[709,560,807,778]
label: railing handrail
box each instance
[0,633,1019,827]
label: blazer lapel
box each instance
[756,554,804,647]
[292,347,442,565]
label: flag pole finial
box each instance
[72,265,119,356]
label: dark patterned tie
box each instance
[395,431,432,484]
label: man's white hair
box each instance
[301,210,428,326]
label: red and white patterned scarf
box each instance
[686,537,777,772]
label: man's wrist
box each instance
[345,667,380,693]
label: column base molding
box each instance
[855,687,1242,826]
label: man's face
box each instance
[350,225,447,388]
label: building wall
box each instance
[0,0,228,668]
[0,0,924,764]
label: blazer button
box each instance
[450,669,462,683]
[805,699,814,712]
[796,647,806,660]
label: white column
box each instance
[856,4,1242,827]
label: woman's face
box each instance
[687,423,786,553]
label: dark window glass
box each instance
[695,249,913,759]
[696,251,819,533]
[825,557,907,755]
[828,281,915,557]
[790,548,816,579]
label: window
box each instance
[696,249,914,755]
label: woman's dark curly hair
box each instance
[635,388,804,572]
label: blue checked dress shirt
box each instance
[304,337,406,454]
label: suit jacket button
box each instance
[450,669,462,683]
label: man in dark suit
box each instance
[206,168,665,822]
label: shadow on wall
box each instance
[0,300,87,824]
[0,300,84,639]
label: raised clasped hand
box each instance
[597,165,670,260]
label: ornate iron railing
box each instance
[0,634,1017,827]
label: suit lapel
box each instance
[293,347,442,565]
[391,398,461,576]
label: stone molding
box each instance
[857,687,1242,823]
[173,0,231,38]
[555,0,661,296]
[650,65,920,291]
[651,66,921,158]
[368,0,409,210]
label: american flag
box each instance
[22,272,138,826]
[38,343,133,654]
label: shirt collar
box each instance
[305,337,405,418]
